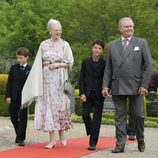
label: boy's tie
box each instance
[20,65,24,71]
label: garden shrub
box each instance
[0,95,9,116]
[28,102,35,114]
[71,113,158,128]
[75,89,82,116]
[0,74,8,95]
[0,74,9,116]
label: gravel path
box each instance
[0,117,158,158]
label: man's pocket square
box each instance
[134,46,140,51]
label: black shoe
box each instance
[18,140,25,146]
[128,135,136,140]
[111,145,124,153]
[88,145,96,150]
[138,141,145,152]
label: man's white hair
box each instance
[119,17,134,27]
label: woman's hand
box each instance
[48,62,68,69]
[48,63,60,69]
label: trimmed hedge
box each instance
[0,95,35,116]
[0,95,9,116]
[0,80,156,128]
[71,113,158,128]
[28,102,35,114]
[0,73,35,116]
[75,89,82,116]
[30,112,158,128]
[0,74,9,116]
[0,74,8,95]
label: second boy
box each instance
[79,39,105,150]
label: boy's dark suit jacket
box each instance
[79,57,106,99]
[6,64,31,101]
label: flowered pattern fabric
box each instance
[34,39,72,132]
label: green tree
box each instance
[0,0,158,85]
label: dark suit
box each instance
[6,63,31,141]
[79,57,105,146]
[102,36,152,147]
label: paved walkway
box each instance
[0,117,158,158]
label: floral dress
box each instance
[34,39,73,132]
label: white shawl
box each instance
[21,39,74,110]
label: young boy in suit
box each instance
[79,40,106,150]
[5,47,31,146]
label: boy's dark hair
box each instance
[16,47,30,57]
[92,39,104,49]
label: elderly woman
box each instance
[21,19,74,148]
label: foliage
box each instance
[74,89,83,116]
[145,116,158,124]
[71,113,82,123]
[71,113,158,128]
[0,72,35,115]
[0,94,35,116]
[75,96,82,116]
[74,89,82,116]
[144,121,158,128]
[0,58,7,73]
[102,113,115,119]
[143,97,147,116]
[28,102,35,114]
[0,95,9,116]
[29,112,158,128]
[0,0,158,84]
[0,74,8,95]
[75,89,79,96]
[1,0,158,122]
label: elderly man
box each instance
[102,17,152,153]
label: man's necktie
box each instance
[123,39,128,52]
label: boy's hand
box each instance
[80,95,87,102]
[6,98,11,104]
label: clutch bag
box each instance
[64,80,73,94]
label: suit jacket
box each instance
[6,64,31,102]
[79,57,106,99]
[102,36,152,95]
